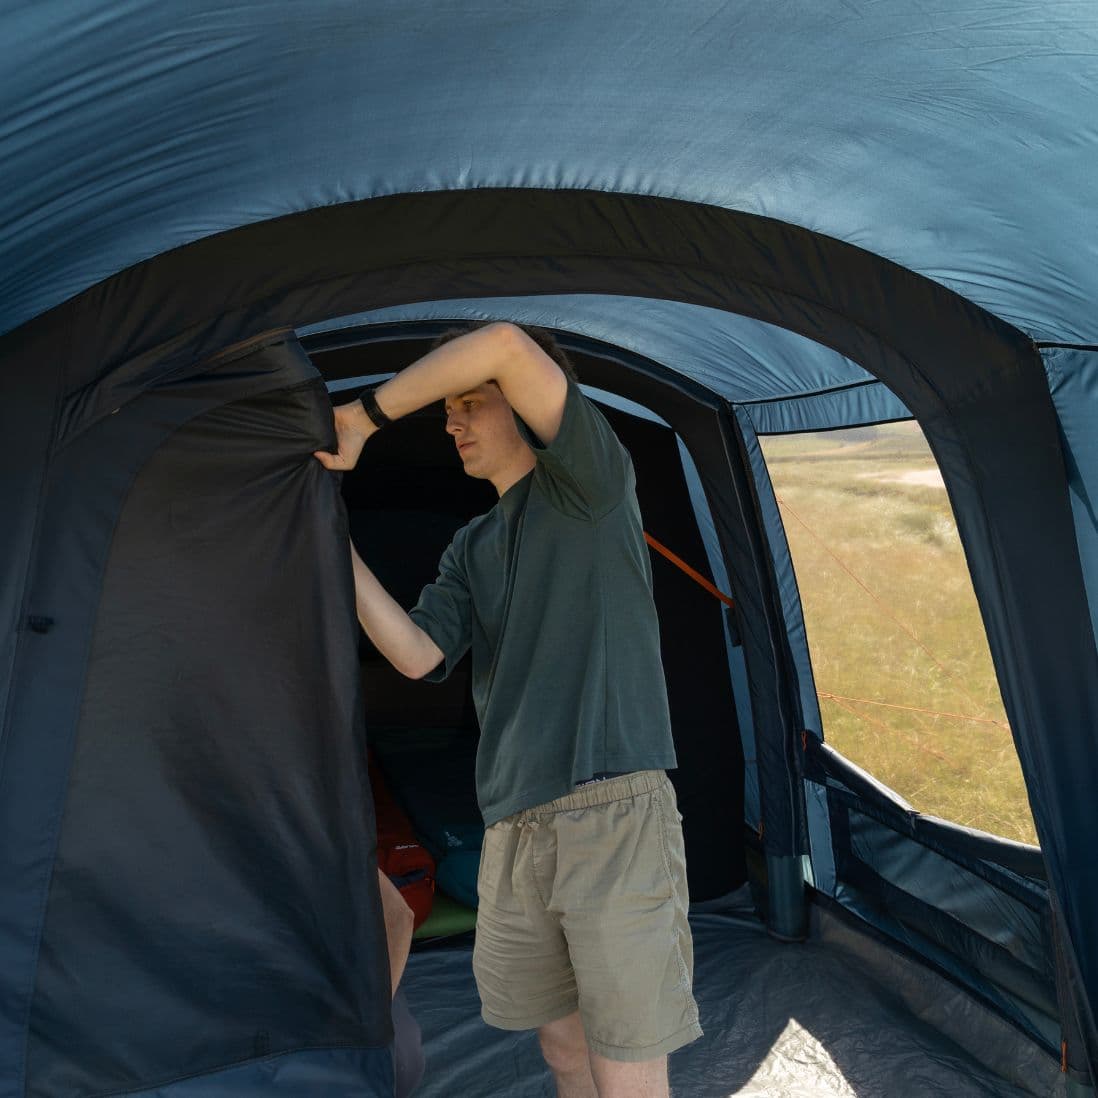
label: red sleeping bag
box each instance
[368,749,436,928]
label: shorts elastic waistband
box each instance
[515,770,667,820]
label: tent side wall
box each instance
[732,388,1081,1068]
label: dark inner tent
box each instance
[2,3,1097,1097]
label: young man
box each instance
[315,322,700,1098]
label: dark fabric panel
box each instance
[30,376,391,1094]
[1,336,328,1096]
[3,338,390,1096]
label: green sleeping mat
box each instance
[412,891,478,941]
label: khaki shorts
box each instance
[472,770,702,1062]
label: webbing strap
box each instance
[643,532,735,608]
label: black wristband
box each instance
[358,386,392,430]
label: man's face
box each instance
[444,382,527,481]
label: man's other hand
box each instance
[313,399,377,470]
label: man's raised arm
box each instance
[349,541,443,680]
[314,323,568,471]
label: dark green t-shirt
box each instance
[409,382,676,825]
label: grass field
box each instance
[759,422,1038,846]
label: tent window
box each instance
[759,422,1037,846]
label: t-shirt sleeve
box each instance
[408,534,472,683]
[519,380,632,520]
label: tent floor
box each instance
[402,890,1066,1097]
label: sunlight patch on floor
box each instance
[731,1019,856,1098]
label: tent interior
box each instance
[309,329,1071,1097]
[4,5,1097,1096]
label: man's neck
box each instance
[491,450,537,498]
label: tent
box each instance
[1,2,1096,1094]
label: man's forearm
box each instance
[372,322,524,420]
[350,543,443,679]
[316,322,566,471]
[352,322,565,444]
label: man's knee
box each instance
[538,1012,590,1076]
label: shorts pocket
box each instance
[653,789,688,902]
[476,822,508,901]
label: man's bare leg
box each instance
[538,1012,597,1098]
[589,1051,670,1098]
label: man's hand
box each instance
[313,399,377,470]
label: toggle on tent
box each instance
[1,3,1096,1095]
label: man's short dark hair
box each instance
[430,321,579,382]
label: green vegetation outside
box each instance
[759,422,1038,846]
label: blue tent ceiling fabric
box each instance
[2,2,1095,344]
[2,1,1097,1092]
